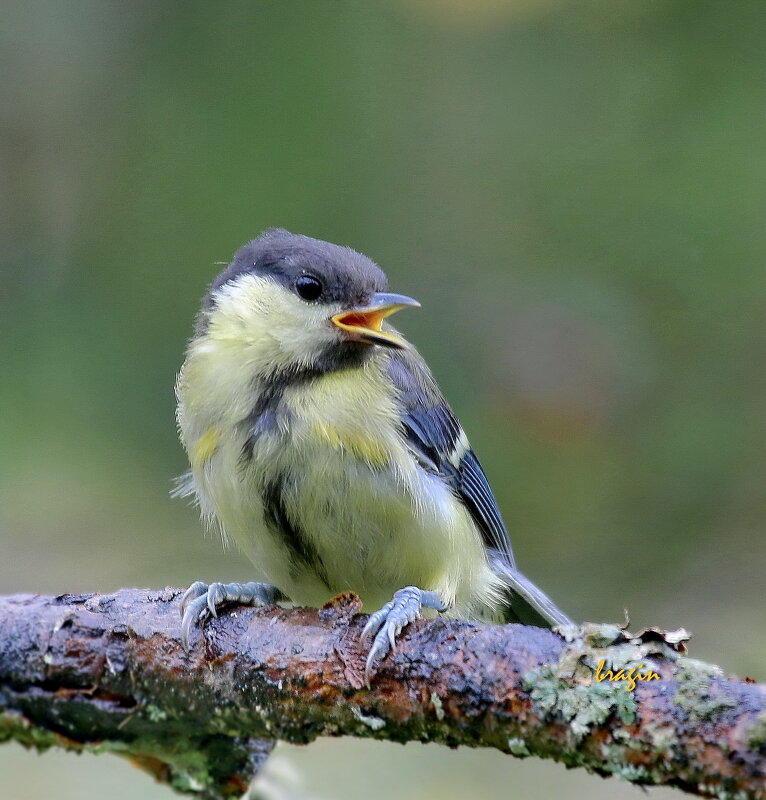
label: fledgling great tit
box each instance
[175,229,572,679]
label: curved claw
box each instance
[179,581,208,620]
[207,582,226,618]
[362,586,447,685]
[361,600,394,642]
[180,594,210,649]
[178,580,285,650]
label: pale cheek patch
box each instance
[210,274,343,374]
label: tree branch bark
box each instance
[0,589,763,799]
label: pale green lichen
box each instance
[507,737,530,757]
[673,659,737,721]
[430,692,445,721]
[520,622,757,797]
[615,763,652,782]
[351,706,386,731]
[646,724,678,754]
[697,784,752,800]
[523,663,637,741]
[522,623,678,743]
[1,708,252,797]
[744,711,766,749]
[0,710,72,752]
[145,704,168,723]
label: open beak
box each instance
[332,292,420,350]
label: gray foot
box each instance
[361,586,447,683]
[179,580,284,649]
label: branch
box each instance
[0,590,764,799]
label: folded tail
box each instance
[488,549,573,628]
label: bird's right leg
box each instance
[179,580,286,649]
[361,585,448,684]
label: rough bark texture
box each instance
[0,589,764,800]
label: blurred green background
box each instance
[2,1,765,798]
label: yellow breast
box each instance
[281,364,407,472]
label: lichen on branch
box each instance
[0,590,764,799]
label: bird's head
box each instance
[196,229,419,378]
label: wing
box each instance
[386,348,515,566]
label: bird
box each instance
[174,229,572,680]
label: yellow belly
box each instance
[180,357,503,617]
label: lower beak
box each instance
[332,292,420,350]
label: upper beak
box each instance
[332,292,420,350]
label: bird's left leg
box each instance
[179,581,286,649]
[361,586,448,683]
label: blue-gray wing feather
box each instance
[386,349,515,566]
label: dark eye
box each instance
[295,274,323,301]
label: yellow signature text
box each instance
[594,660,660,691]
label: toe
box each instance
[365,630,391,684]
[180,594,209,649]
[361,601,393,642]
[179,581,208,619]
[362,586,447,683]
[207,582,226,617]
[387,622,399,652]
[179,580,285,650]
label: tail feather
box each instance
[488,550,573,628]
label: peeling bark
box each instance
[0,589,764,799]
